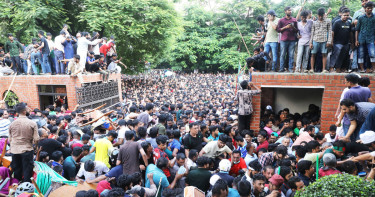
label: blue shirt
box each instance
[145,164,169,197]
[169,139,181,151]
[105,165,123,180]
[356,13,375,44]
[237,142,247,158]
[228,188,240,197]
[62,40,76,59]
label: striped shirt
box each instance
[0,119,11,137]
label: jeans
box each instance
[11,150,34,182]
[330,44,349,69]
[54,50,65,74]
[358,42,375,63]
[359,107,375,135]
[296,45,310,71]
[352,48,358,69]
[10,56,21,74]
[31,52,42,74]
[21,59,28,73]
[280,41,296,71]
[264,42,278,70]
[42,53,52,73]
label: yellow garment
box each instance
[94,138,113,168]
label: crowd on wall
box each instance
[0,25,125,83]
[247,0,375,74]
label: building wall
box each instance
[0,73,122,111]
[250,73,375,133]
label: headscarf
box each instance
[0,167,19,195]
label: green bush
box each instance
[295,173,375,197]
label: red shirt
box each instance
[318,168,341,177]
[99,42,114,57]
[229,158,247,176]
[256,141,269,153]
[153,148,171,177]
[96,180,112,196]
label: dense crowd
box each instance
[0,25,125,83]
[248,0,375,74]
[0,70,374,197]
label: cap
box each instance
[209,174,221,186]
[267,10,276,16]
[360,130,375,144]
[60,30,66,35]
[46,32,52,36]
[218,159,231,172]
[266,105,273,111]
[269,174,284,186]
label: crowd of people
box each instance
[0,25,125,83]
[0,71,374,197]
[249,0,375,73]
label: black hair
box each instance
[317,7,325,16]
[332,140,346,148]
[249,160,262,172]
[288,176,302,190]
[209,125,218,133]
[172,130,180,139]
[256,15,265,22]
[72,147,83,157]
[82,134,91,141]
[345,73,360,84]
[85,189,99,197]
[38,30,45,36]
[176,153,186,160]
[188,149,198,160]
[130,172,142,186]
[39,151,49,162]
[149,127,158,138]
[279,158,292,167]
[156,135,168,145]
[340,99,355,107]
[279,166,291,180]
[196,156,210,167]
[275,145,288,157]
[240,80,248,90]
[306,140,320,152]
[329,124,337,132]
[305,125,315,133]
[117,174,132,190]
[156,157,169,169]
[141,141,151,151]
[339,160,357,174]
[51,151,63,161]
[53,165,63,174]
[74,54,80,60]
[297,160,312,175]
[107,130,118,139]
[253,173,267,182]
[219,134,229,143]
[301,10,309,17]
[365,1,374,8]
[125,130,135,140]
[138,127,147,138]
[107,188,125,197]
[253,47,261,52]
[82,144,90,152]
[359,77,370,87]
[76,190,87,197]
[258,130,268,139]
[341,8,350,13]
[51,126,58,134]
[212,179,228,196]
[258,148,267,153]
[234,135,244,142]
[84,160,95,172]
[284,6,291,11]
[237,180,252,196]
[295,146,307,158]
[15,103,27,114]
[145,103,154,111]
[314,132,324,141]
[232,149,241,156]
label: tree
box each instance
[79,0,182,73]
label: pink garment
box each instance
[0,167,19,195]
[319,168,341,177]
[292,132,313,147]
[264,127,273,137]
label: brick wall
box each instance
[250,73,375,133]
[0,73,122,111]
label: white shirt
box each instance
[117,126,129,146]
[77,37,100,54]
[324,133,338,143]
[54,35,65,52]
[186,158,197,170]
[47,39,54,51]
[92,39,101,55]
[76,161,109,181]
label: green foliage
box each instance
[4,91,19,108]
[295,173,375,197]
[79,0,182,73]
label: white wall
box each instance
[274,88,323,114]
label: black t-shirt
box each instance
[38,138,63,156]
[183,133,203,152]
[40,37,50,54]
[333,20,351,45]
